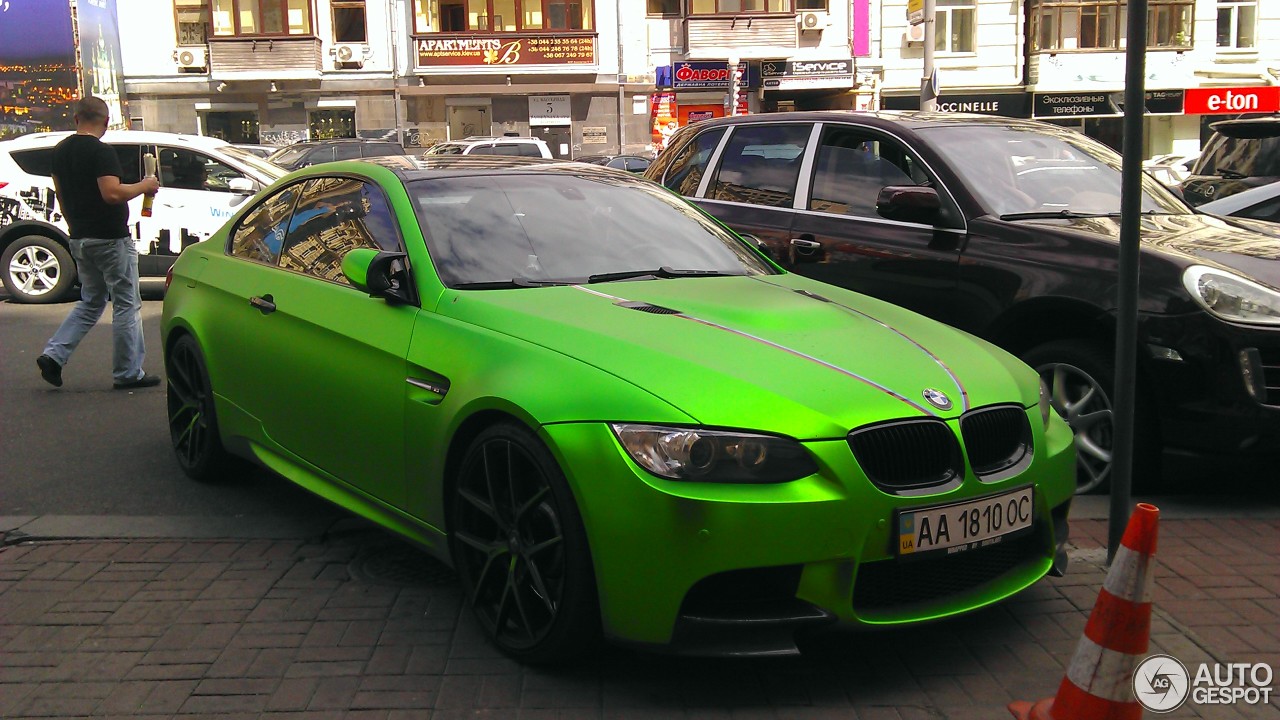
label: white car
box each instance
[423,136,553,159]
[0,130,285,303]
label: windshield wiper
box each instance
[587,267,739,284]
[1217,166,1249,179]
[452,278,576,289]
[999,209,1120,221]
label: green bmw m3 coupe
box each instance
[161,155,1076,663]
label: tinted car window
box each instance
[1197,135,1280,178]
[1237,195,1280,223]
[230,182,303,265]
[361,142,405,157]
[708,124,810,208]
[11,148,54,177]
[268,145,312,168]
[279,177,401,283]
[515,143,543,157]
[660,127,726,196]
[158,147,245,192]
[411,174,773,287]
[113,144,143,184]
[624,157,651,172]
[333,144,363,161]
[809,127,924,218]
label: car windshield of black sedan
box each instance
[916,125,1188,218]
[409,174,775,288]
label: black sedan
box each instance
[647,111,1280,493]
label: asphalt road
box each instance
[2,292,1276,533]
[0,295,339,524]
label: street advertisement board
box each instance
[0,0,77,139]
[415,34,595,67]
[1184,86,1280,115]
[650,92,678,152]
[77,0,127,129]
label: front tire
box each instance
[2,235,76,304]
[166,334,231,482]
[449,422,600,664]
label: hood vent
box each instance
[617,301,681,315]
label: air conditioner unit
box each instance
[174,46,207,71]
[906,21,926,43]
[333,43,365,67]
[798,11,828,32]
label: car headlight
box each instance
[1182,266,1280,326]
[1039,378,1054,427]
[610,424,818,483]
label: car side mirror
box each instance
[876,186,941,225]
[227,177,255,195]
[341,248,415,305]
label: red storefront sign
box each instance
[1184,87,1280,115]
[415,34,596,67]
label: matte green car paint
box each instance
[163,162,1077,651]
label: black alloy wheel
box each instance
[450,423,599,664]
[166,334,230,482]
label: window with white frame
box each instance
[332,0,367,43]
[210,0,312,36]
[935,0,975,53]
[1217,0,1256,48]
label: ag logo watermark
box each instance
[1135,655,1273,713]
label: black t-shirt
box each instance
[52,134,129,239]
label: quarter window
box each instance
[1217,0,1256,49]
[211,0,312,36]
[279,178,402,284]
[708,124,810,208]
[661,127,727,197]
[231,182,302,266]
[809,127,928,219]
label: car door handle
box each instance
[249,294,276,314]
[791,238,822,250]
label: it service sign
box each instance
[1184,87,1280,115]
[762,59,854,91]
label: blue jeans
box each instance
[42,236,146,383]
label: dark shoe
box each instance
[37,354,62,387]
[113,373,162,390]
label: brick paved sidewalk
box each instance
[1,517,1276,719]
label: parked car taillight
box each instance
[165,264,174,291]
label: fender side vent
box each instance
[617,301,681,315]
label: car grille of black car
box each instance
[847,419,963,492]
[1258,348,1280,406]
[852,532,1041,612]
[960,405,1032,477]
[848,406,1033,492]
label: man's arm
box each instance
[97,175,159,205]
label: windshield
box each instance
[266,145,312,168]
[916,124,1189,217]
[408,174,775,288]
[220,146,287,181]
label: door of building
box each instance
[204,111,259,143]
[449,105,489,139]
[534,125,571,159]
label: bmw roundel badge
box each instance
[923,388,952,410]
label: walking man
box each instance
[36,96,161,390]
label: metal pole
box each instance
[1109,0,1147,564]
[921,0,937,111]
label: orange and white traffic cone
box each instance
[1008,502,1159,720]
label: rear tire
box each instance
[166,334,232,482]
[449,422,601,664]
[1022,340,1158,494]
[2,234,76,304]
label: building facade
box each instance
[117,0,1280,159]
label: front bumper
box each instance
[541,407,1076,655]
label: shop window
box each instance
[309,109,356,140]
[689,0,789,14]
[175,0,210,45]
[1217,0,1256,49]
[647,0,680,15]
[414,0,593,32]
[333,1,367,43]
[935,0,975,53]
[211,0,312,37]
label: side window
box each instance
[469,144,497,155]
[625,157,651,173]
[278,177,402,284]
[1239,197,1280,223]
[516,143,543,157]
[809,127,927,218]
[229,182,303,266]
[158,147,246,192]
[333,144,363,161]
[661,127,726,197]
[708,124,810,208]
[113,144,143,184]
[10,148,55,177]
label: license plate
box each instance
[896,487,1034,557]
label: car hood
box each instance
[1015,212,1280,289]
[437,274,1036,439]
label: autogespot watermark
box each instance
[1134,655,1274,713]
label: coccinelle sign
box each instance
[1184,87,1280,115]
